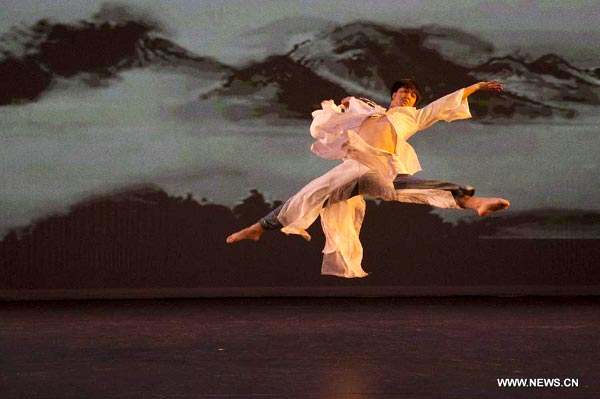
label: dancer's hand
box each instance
[478,80,503,93]
[462,80,503,100]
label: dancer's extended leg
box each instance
[226,174,509,243]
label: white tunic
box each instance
[277,88,472,278]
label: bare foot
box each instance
[475,198,510,217]
[459,196,510,217]
[226,222,264,243]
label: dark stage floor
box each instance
[1,297,599,398]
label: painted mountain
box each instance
[2,14,599,120]
[0,5,232,106]
[199,21,600,121]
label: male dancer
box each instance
[227,79,510,245]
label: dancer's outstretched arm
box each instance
[415,79,503,131]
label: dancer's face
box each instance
[391,87,417,107]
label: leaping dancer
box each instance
[226,78,510,278]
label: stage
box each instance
[1,297,598,398]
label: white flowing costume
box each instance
[277,88,472,278]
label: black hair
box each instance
[390,78,422,106]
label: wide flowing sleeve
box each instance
[310,97,383,160]
[415,88,472,131]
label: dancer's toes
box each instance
[226,224,263,244]
[477,198,510,217]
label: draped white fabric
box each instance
[278,89,471,278]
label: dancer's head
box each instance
[390,78,422,107]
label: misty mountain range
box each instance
[1,7,599,121]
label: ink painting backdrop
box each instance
[1,0,599,298]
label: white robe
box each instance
[277,88,472,278]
